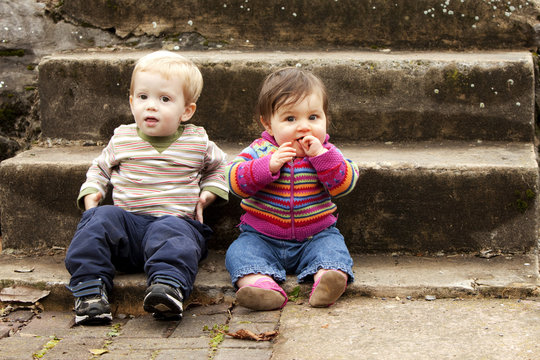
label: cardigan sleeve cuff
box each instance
[251,155,281,186]
[308,146,344,172]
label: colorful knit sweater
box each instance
[78,123,228,219]
[227,131,359,240]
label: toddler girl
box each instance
[225,67,359,310]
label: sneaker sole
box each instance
[236,286,286,311]
[75,312,112,325]
[309,271,347,308]
[143,292,183,318]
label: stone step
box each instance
[38,51,535,143]
[0,251,537,315]
[1,141,537,253]
[49,0,540,50]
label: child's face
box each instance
[130,70,195,137]
[263,92,327,158]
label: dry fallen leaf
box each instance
[225,329,279,341]
[19,333,39,337]
[89,349,109,355]
[0,286,50,303]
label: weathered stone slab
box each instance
[39,51,535,143]
[0,142,537,253]
[0,252,537,315]
[274,297,540,360]
[51,0,540,50]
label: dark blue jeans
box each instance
[65,205,211,298]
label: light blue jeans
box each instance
[225,224,354,287]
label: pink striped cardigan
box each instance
[227,131,359,240]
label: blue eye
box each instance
[286,116,295,122]
[309,115,317,120]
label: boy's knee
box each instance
[90,205,131,225]
[150,216,194,239]
[94,205,124,217]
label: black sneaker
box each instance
[143,283,183,320]
[74,285,112,325]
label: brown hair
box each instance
[257,67,328,125]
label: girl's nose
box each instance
[297,118,310,130]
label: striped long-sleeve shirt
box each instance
[78,123,228,219]
[227,131,359,240]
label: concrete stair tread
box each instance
[0,251,537,315]
[44,49,533,61]
[39,50,535,143]
[227,141,538,170]
[7,140,537,169]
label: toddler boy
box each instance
[65,51,228,324]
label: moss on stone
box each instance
[0,105,19,129]
[0,49,25,57]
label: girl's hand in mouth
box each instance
[299,135,328,157]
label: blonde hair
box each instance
[130,50,203,104]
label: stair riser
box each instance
[0,163,87,249]
[2,152,536,253]
[56,0,539,49]
[39,52,535,143]
[335,169,539,253]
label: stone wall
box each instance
[0,0,121,159]
[2,0,540,161]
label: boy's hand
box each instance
[196,190,217,223]
[84,192,102,210]
[299,135,328,157]
[269,142,296,174]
